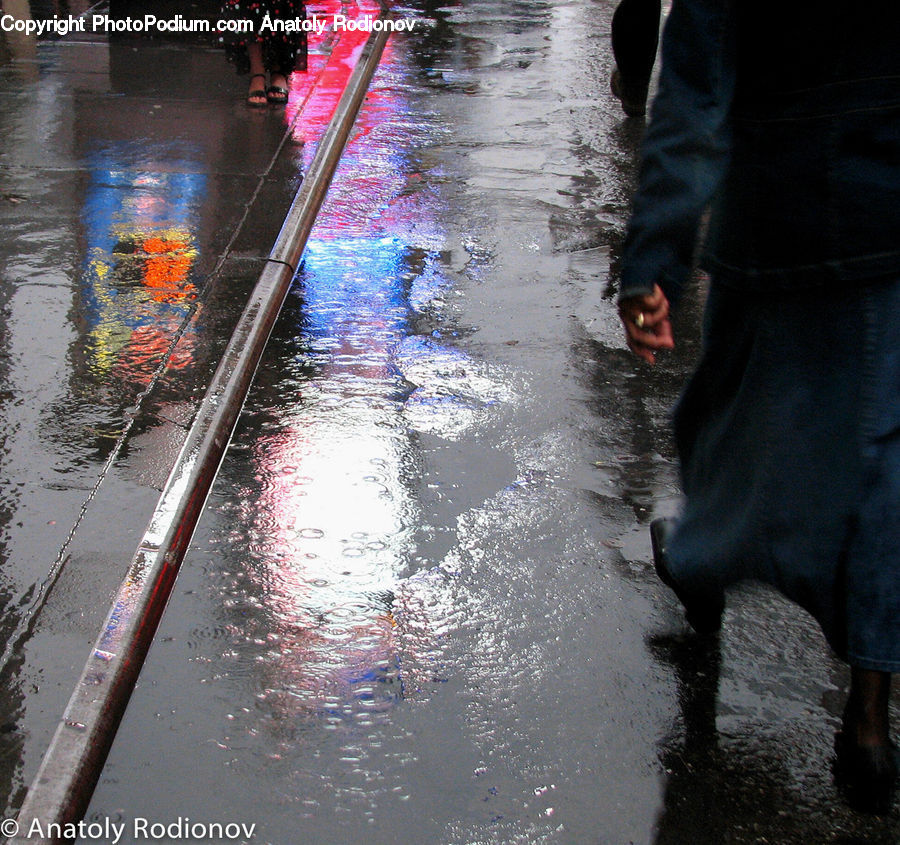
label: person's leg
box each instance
[845,668,892,746]
[835,668,897,813]
[264,34,301,105]
[610,0,662,116]
[834,281,900,811]
[650,518,724,635]
[246,42,267,107]
[612,0,661,83]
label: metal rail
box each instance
[11,17,392,844]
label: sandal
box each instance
[266,84,289,105]
[247,73,267,108]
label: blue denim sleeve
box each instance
[619,0,736,306]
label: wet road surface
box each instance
[0,0,363,818]
[3,0,900,842]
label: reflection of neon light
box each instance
[131,235,197,303]
[301,236,405,336]
[238,237,419,714]
[246,343,410,707]
[216,14,452,720]
[286,0,394,150]
[80,155,206,384]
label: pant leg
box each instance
[612,0,662,84]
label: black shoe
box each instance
[610,68,650,118]
[834,731,899,814]
[650,518,723,635]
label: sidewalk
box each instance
[0,0,368,816]
[6,2,899,842]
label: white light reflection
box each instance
[216,35,498,733]
[238,234,431,724]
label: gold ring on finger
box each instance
[634,312,645,329]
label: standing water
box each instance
[79,2,900,843]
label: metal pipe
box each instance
[10,18,392,844]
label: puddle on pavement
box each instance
[73,3,900,844]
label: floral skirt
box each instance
[667,275,900,671]
[219,0,308,76]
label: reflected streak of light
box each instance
[211,14,470,728]
[286,0,393,151]
[228,241,435,717]
[80,158,206,387]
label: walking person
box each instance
[219,0,308,106]
[617,0,900,814]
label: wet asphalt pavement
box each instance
[2,0,900,842]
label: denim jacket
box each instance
[619,0,900,305]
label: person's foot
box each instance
[610,67,650,118]
[247,73,267,108]
[266,73,289,105]
[834,730,898,814]
[650,518,724,635]
[835,670,897,812]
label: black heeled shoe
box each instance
[610,68,650,118]
[650,518,724,635]
[834,730,899,814]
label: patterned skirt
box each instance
[219,0,308,76]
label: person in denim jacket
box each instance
[617,0,900,814]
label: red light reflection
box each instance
[214,12,445,727]
[285,0,394,148]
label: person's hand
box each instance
[618,284,674,365]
